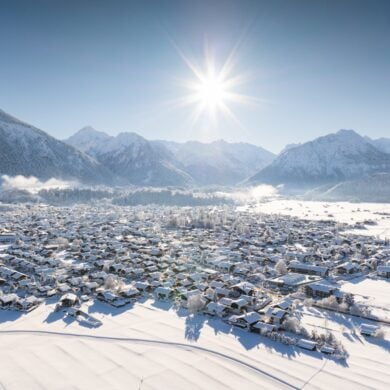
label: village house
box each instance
[266,273,320,293]
[377,264,390,278]
[264,307,288,325]
[96,290,129,307]
[154,286,173,300]
[0,233,17,244]
[205,301,229,316]
[288,261,329,277]
[228,311,262,329]
[360,323,379,337]
[336,262,360,275]
[305,282,342,299]
[297,338,317,351]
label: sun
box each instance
[195,75,227,111]
[171,43,257,127]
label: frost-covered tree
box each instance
[360,244,369,259]
[71,239,83,248]
[102,261,112,273]
[205,287,216,301]
[50,237,69,249]
[344,293,355,307]
[319,296,343,310]
[325,331,336,344]
[282,317,301,333]
[282,317,310,338]
[275,259,288,275]
[292,299,301,309]
[350,304,372,317]
[104,274,123,291]
[375,327,386,339]
[187,294,206,314]
[303,298,314,307]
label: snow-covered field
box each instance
[251,199,390,238]
[341,278,390,310]
[0,299,389,390]
[340,277,390,321]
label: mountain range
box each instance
[249,129,390,187]
[65,127,193,186]
[154,140,275,185]
[1,108,389,193]
[65,126,275,186]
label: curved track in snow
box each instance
[0,329,298,389]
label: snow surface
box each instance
[248,199,390,239]
[341,277,390,314]
[0,298,389,389]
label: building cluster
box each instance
[0,203,388,352]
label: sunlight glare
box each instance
[171,43,258,128]
[196,76,227,111]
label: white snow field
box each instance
[341,278,390,309]
[252,200,390,238]
[0,299,389,390]
[340,277,390,321]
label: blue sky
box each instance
[0,0,389,153]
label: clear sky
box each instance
[0,0,389,153]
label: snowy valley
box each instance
[1,110,389,390]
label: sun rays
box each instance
[171,42,258,129]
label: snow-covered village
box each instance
[0,201,389,388]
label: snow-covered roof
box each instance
[276,297,293,310]
[297,339,317,350]
[288,261,328,275]
[252,322,276,332]
[337,262,358,270]
[307,282,337,293]
[360,323,379,335]
[206,302,227,313]
[240,311,262,324]
[155,286,172,295]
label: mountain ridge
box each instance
[66,127,276,186]
[2,108,389,191]
[249,129,390,187]
[0,110,112,184]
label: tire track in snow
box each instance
[0,329,298,389]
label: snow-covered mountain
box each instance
[67,128,275,186]
[249,129,390,186]
[6,108,386,194]
[154,139,275,185]
[66,127,146,156]
[0,109,110,184]
[365,136,390,154]
[66,128,192,186]
[65,126,111,155]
